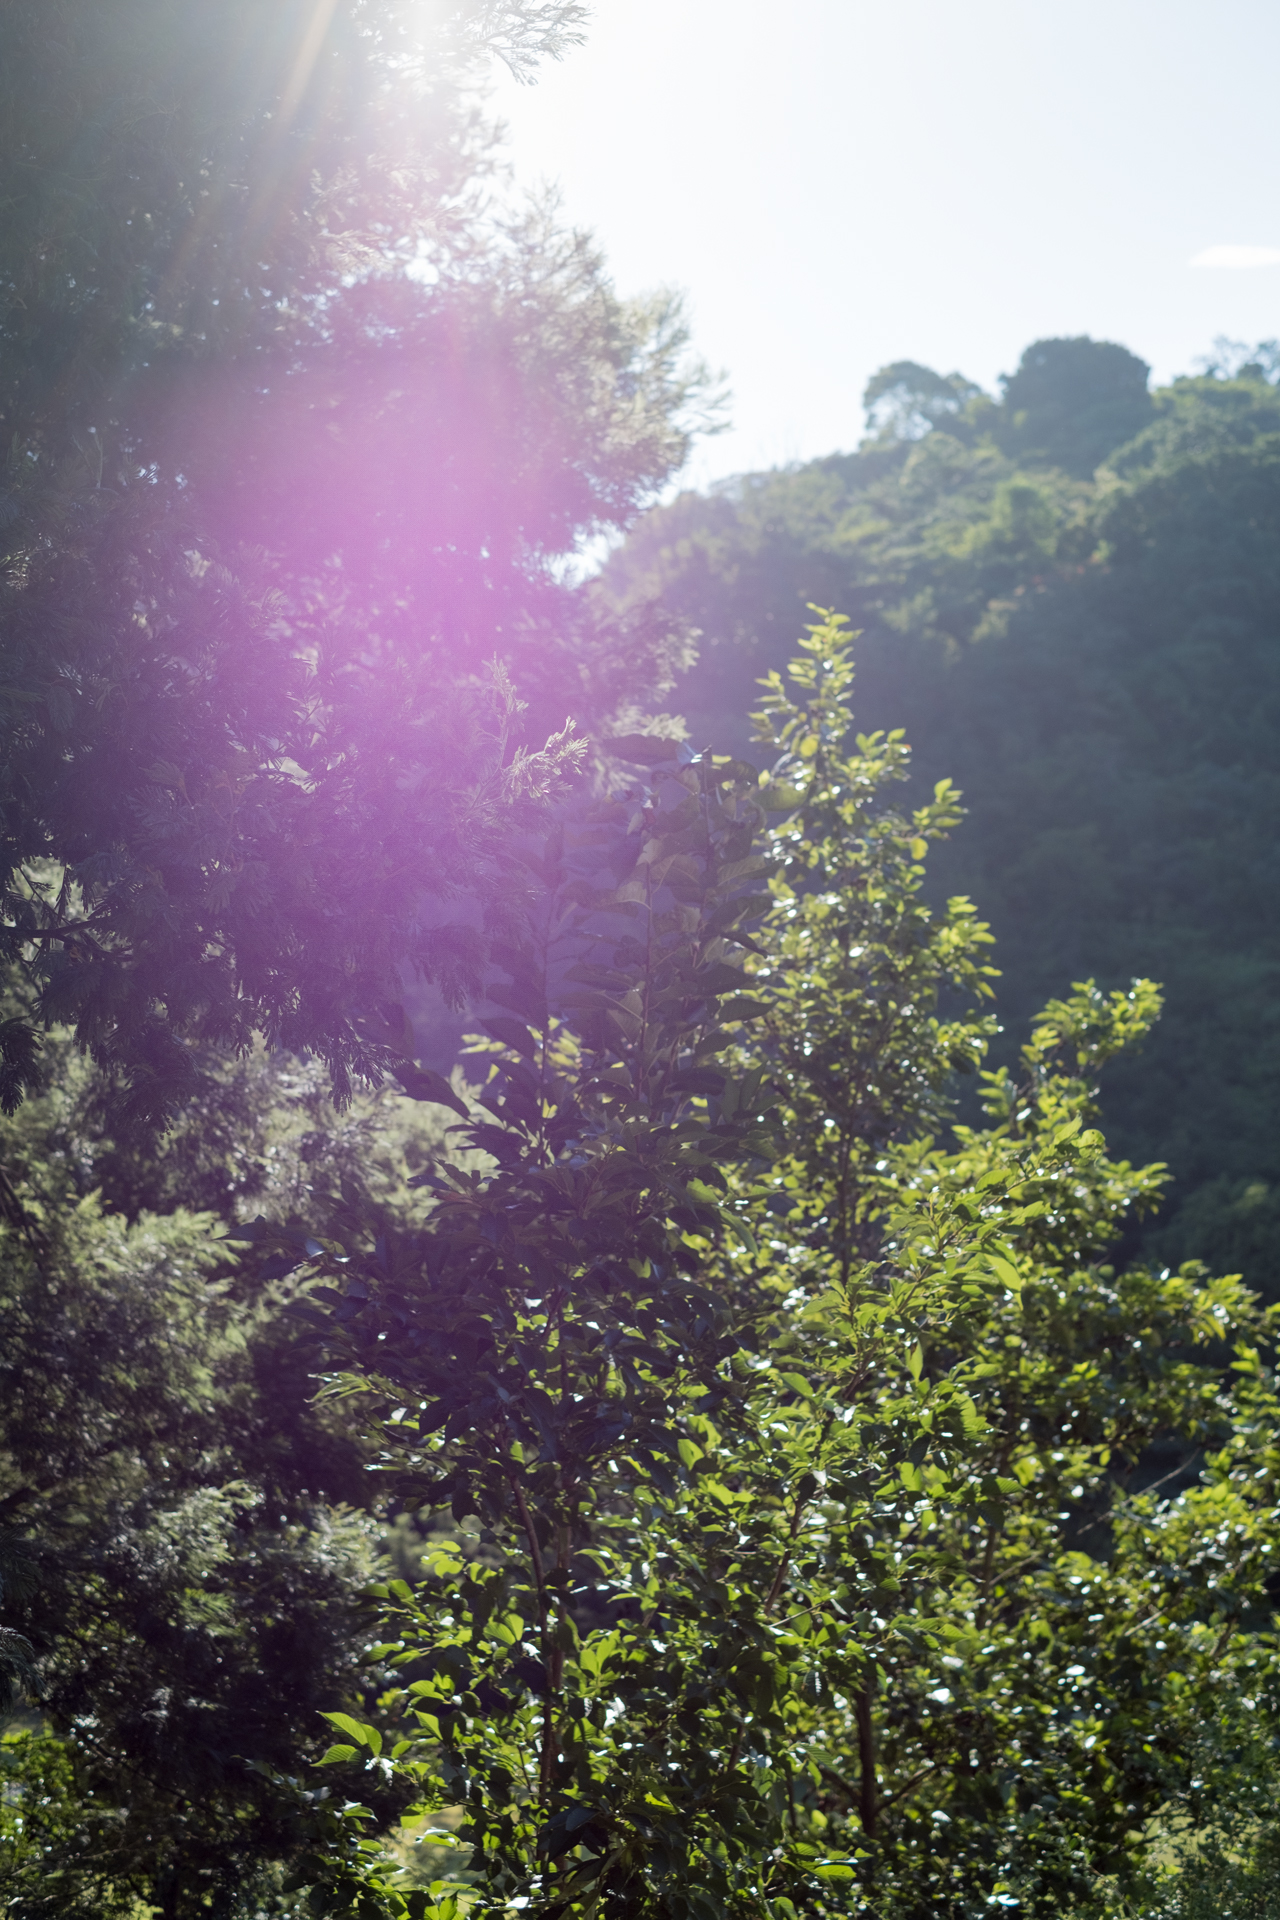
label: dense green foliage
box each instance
[0,1036,459,1914]
[0,0,700,1123]
[602,340,1280,1296]
[0,6,715,1909]
[246,620,1280,1919]
[6,9,1280,1915]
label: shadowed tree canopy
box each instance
[995,335,1155,475]
[0,0,702,1126]
[0,0,592,450]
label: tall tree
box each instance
[251,618,1280,1919]
[0,0,702,1124]
[0,1032,417,1916]
[0,5,713,1905]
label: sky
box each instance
[488,0,1280,489]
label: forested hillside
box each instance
[9,7,1280,1915]
[602,338,1280,1293]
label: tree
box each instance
[0,1031,458,1915]
[0,1,592,457]
[862,363,984,444]
[600,345,1280,1300]
[256,616,1280,1919]
[0,7,720,1903]
[995,337,1154,476]
[0,0,704,1125]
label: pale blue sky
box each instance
[490,0,1280,486]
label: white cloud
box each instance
[1190,244,1280,269]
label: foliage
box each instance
[4,612,1270,1915]
[254,617,1280,1919]
[601,340,1280,1298]
[0,0,591,454]
[245,714,783,1915]
[995,337,1154,476]
[8,1020,457,1228]
[0,0,705,1126]
[0,1731,139,1920]
[0,6,728,1906]
[744,612,998,1261]
[0,1032,446,1916]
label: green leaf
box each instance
[723,1213,758,1254]
[668,1067,727,1095]
[481,1017,537,1060]
[989,1256,1023,1295]
[717,995,768,1021]
[390,1061,470,1119]
[720,856,772,883]
[603,733,682,765]
[691,963,752,997]
[321,1712,383,1756]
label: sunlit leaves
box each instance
[297,616,1280,1919]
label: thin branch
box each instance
[879,1762,938,1811]
[509,1475,546,1589]
[856,1684,876,1836]
[817,1759,860,1802]
[509,1472,558,1803]
[763,1493,807,1614]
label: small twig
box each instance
[14,925,109,957]
[1097,1449,1204,1521]
[723,1478,820,1783]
